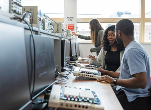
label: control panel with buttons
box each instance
[73,67,101,80]
[48,85,104,110]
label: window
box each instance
[145,0,151,18]
[77,0,140,18]
[77,23,140,42]
[22,0,64,18]
[77,23,90,41]
[145,23,151,42]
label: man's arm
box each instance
[98,72,147,89]
[117,72,147,89]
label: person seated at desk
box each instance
[88,25,125,72]
[97,19,150,110]
[72,19,104,56]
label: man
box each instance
[97,19,150,110]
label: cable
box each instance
[21,15,35,101]
[29,14,36,101]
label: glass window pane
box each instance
[22,0,64,18]
[145,0,151,18]
[145,23,151,42]
[77,23,140,42]
[77,0,140,18]
[134,23,140,42]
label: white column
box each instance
[64,0,77,34]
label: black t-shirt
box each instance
[105,50,120,72]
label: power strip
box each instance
[48,85,104,110]
[73,67,101,80]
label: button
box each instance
[60,97,67,100]
[66,95,69,98]
[75,98,78,101]
[84,99,87,102]
[79,98,82,102]
[87,98,89,101]
[89,100,92,103]
[73,96,76,99]
[71,98,74,101]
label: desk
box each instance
[55,72,123,110]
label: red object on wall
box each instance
[68,24,74,31]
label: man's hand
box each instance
[97,68,106,75]
[88,55,96,60]
[97,75,114,84]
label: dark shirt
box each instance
[105,50,120,72]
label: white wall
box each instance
[79,43,96,58]
[0,0,9,13]
[141,43,151,67]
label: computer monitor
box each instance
[61,39,71,69]
[64,39,71,63]
[75,41,80,57]
[54,39,61,72]
[19,101,32,110]
[0,22,31,110]
[71,39,76,56]
[25,34,56,99]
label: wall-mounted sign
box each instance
[68,24,74,31]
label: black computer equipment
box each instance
[25,34,56,100]
[19,101,32,110]
[70,39,78,61]
[65,39,71,63]
[75,40,80,57]
[0,22,31,110]
[71,39,76,56]
[61,39,71,70]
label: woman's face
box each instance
[107,31,116,45]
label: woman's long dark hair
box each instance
[90,19,104,44]
[101,25,124,52]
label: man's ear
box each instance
[118,30,121,38]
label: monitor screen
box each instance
[0,22,31,110]
[25,34,56,99]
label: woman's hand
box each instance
[97,68,107,75]
[97,75,114,84]
[72,32,79,36]
[88,55,96,60]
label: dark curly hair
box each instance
[101,25,125,52]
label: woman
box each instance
[72,19,104,55]
[88,25,125,73]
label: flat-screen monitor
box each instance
[0,22,31,110]
[25,34,56,99]
[65,39,71,63]
[71,39,76,56]
[19,101,32,110]
[75,41,80,57]
[61,39,71,69]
